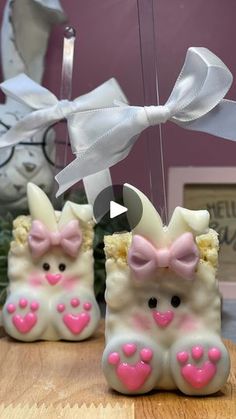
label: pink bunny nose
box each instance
[152,310,174,328]
[45,273,62,286]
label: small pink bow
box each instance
[28,220,83,258]
[128,232,199,280]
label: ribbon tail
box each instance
[176,99,236,141]
[55,149,118,197]
[56,106,148,197]
[83,169,113,206]
[55,130,138,198]
[0,109,58,147]
[0,73,60,147]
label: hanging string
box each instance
[151,1,168,224]
[137,0,168,224]
[51,25,76,207]
[60,26,76,170]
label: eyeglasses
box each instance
[0,120,71,169]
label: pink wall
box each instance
[154,0,236,171]
[1,0,236,209]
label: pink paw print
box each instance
[177,345,222,389]
[57,298,92,335]
[108,344,153,391]
[7,298,39,334]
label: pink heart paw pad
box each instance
[176,345,222,389]
[108,344,153,391]
[7,298,39,334]
[57,297,92,335]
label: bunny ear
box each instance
[1,0,66,83]
[58,201,93,228]
[123,183,164,246]
[167,206,210,240]
[27,182,58,231]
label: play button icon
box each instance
[110,201,128,219]
[93,184,143,233]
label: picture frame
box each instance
[168,167,236,299]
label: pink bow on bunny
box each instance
[28,220,83,258]
[128,232,199,280]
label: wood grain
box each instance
[0,321,236,418]
[0,403,134,419]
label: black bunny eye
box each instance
[59,263,66,272]
[171,295,181,308]
[148,297,158,309]
[43,262,50,271]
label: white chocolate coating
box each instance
[102,184,230,396]
[2,183,100,341]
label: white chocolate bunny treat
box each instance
[1,183,100,341]
[102,184,230,396]
[0,0,66,212]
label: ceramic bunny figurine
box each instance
[102,184,230,396]
[1,183,100,341]
[0,0,66,212]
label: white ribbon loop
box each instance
[0,47,235,197]
[55,47,235,195]
[0,74,128,148]
[1,73,58,110]
[166,47,232,122]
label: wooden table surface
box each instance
[0,321,236,419]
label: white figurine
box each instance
[102,184,230,396]
[0,0,66,212]
[2,183,100,341]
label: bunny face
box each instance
[8,184,95,289]
[102,185,229,396]
[9,245,94,293]
[105,232,220,344]
[0,101,55,211]
[3,183,100,342]
[104,185,221,344]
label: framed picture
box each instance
[168,167,236,299]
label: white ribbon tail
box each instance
[55,134,137,197]
[55,149,118,197]
[83,169,113,206]
[55,109,143,197]
[0,108,59,147]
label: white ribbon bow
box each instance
[0,47,236,197]
[0,74,126,202]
